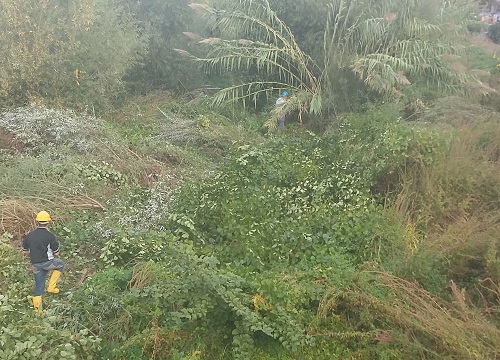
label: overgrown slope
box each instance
[1,96,500,359]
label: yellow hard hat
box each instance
[36,211,51,222]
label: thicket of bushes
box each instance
[1,99,499,359]
[1,0,500,358]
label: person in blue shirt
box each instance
[22,211,64,314]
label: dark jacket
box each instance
[22,227,60,264]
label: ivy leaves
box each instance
[173,137,380,268]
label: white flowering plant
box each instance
[0,105,100,153]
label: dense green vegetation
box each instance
[1,0,500,359]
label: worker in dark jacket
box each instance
[22,211,64,314]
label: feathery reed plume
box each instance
[182,31,201,40]
[188,3,211,14]
[199,38,222,45]
[173,48,192,57]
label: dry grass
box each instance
[107,90,173,125]
[128,261,158,290]
[421,96,497,126]
[0,195,105,242]
[320,271,500,359]
[386,115,500,324]
[469,33,500,56]
[391,117,500,230]
[140,318,187,360]
[428,210,500,257]
[476,278,500,317]
[0,199,38,241]
[367,272,500,359]
[60,196,105,211]
[93,137,168,188]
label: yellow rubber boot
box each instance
[32,296,43,315]
[47,270,61,294]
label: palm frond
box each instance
[210,82,301,108]
[404,18,442,39]
[184,0,474,119]
[186,0,321,114]
[196,44,306,87]
[351,55,402,94]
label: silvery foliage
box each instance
[0,104,99,152]
[132,181,176,228]
[93,178,179,240]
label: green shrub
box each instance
[0,0,144,110]
[171,138,387,266]
[0,244,101,359]
[488,23,500,43]
[467,21,487,34]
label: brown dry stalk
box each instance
[316,269,500,358]
[182,31,201,40]
[129,262,156,290]
[142,317,187,359]
[199,37,222,45]
[363,272,500,359]
[173,48,192,58]
[188,3,210,13]
[0,199,37,240]
[476,278,500,315]
[0,194,105,242]
[60,196,105,211]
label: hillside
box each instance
[1,93,500,359]
[2,0,500,358]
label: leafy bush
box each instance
[3,96,500,360]
[171,138,388,267]
[66,244,337,359]
[170,107,453,271]
[0,244,101,359]
[0,0,145,110]
[74,162,127,186]
[488,23,500,43]
[467,21,487,34]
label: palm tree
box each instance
[327,0,473,94]
[183,0,323,126]
[183,0,474,124]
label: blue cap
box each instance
[281,91,289,96]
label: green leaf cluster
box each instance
[188,0,475,118]
[0,244,101,359]
[0,0,145,110]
